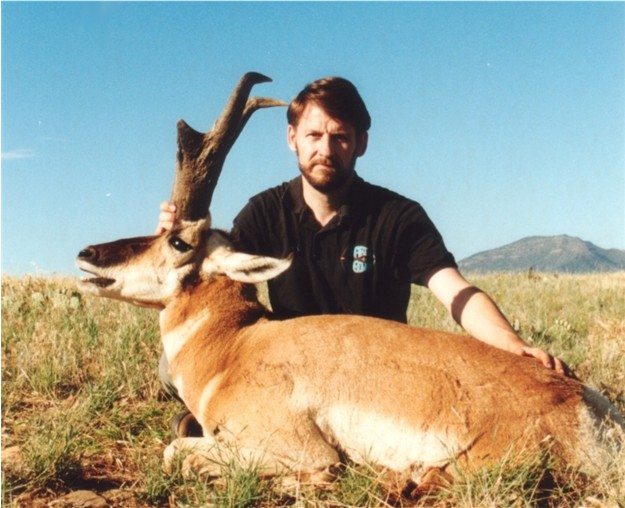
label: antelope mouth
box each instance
[77,262,116,288]
[82,276,116,288]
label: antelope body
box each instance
[78,219,623,487]
[77,72,622,491]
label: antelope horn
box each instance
[170,72,286,221]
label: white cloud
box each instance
[1,149,36,161]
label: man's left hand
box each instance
[519,346,576,379]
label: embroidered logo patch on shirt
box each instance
[352,245,372,273]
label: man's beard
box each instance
[298,156,357,192]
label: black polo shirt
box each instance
[231,175,457,323]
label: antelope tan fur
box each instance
[77,220,623,487]
[77,73,623,492]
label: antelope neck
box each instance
[160,276,266,335]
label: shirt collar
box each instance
[287,173,367,222]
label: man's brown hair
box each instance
[287,77,371,135]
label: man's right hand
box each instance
[155,202,177,235]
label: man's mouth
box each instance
[313,161,337,172]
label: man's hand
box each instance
[155,202,176,235]
[517,345,576,378]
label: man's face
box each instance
[287,104,368,192]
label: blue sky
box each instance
[2,2,624,276]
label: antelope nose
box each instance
[78,246,98,261]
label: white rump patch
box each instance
[314,404,463,472]
[575,386,624,474]
[160,313,209,362]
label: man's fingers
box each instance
[154,221,174,235]
[159,211,176,224]
[521,347,550,367]
[538,351,554,370]
[155,218,174,234]
[553,356,565,375]
[555,357,578,379]
[160,201,176,213]
[520,346,576,378]
[156,202,177,235]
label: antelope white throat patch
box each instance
[160,312,210,362]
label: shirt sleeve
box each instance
[398,203,457,286]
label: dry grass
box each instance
[2,272,624,506]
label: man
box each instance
[158,77,569,433]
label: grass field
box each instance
[2,272,624,507]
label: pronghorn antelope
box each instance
[77,73,623,493]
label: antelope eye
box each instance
[169,236,193,253]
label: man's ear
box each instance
[287,124,297,153]
[202,249,292,283]
[355,131,368,158]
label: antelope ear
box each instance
[202,249,292,283]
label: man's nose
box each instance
[317,134,333,156]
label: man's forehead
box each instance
[297,103,355,133]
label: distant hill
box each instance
[458,235,625,273]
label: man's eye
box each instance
[169,236,193,253]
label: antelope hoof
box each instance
[404,467,453,500]
[181,452,222,479]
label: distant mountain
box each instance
[458,235,625,273]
